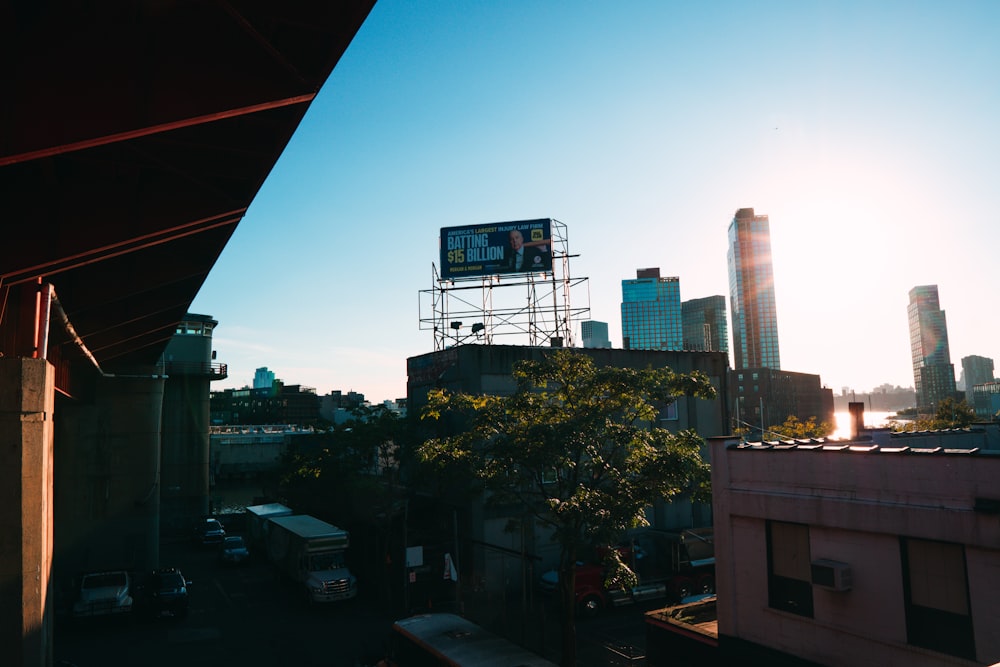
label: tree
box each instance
[767,415,834,439]
[932,397,976,428]
[418,350,716,667]
[280,404,405,522]
[891,397,976,432]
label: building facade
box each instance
[730,368,834,438]
[961,355,995,404]
[971,381,1000,419]
[621,268,683,351]
[907,285,957,409]
[580,319,611,348]
[707,436,1000,666]
[682,295,729,359]
[210,383,320,425]
[727,208,781,370]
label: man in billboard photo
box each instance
[505,229,549,273]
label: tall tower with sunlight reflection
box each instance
[907,285,957,408]
[727,208,781,369]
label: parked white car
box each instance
[72,571,133,617]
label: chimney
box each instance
[848,402,865,440]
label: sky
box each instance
[190,0,1000,404]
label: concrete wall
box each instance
[161,316,217,533]
[161,374,211,533]
[54,375,164,578]
[0,358,54,667]
[712,437,1000,666]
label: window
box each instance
[767,521,813,617]
[900,538,975,659]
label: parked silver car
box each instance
[72,571,133,617]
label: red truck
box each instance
[540,527,715,616]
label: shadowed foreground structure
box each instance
[0,3,375,664]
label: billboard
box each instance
[440,218,552,279]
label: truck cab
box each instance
[541,527,715,616]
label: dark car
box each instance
[135,568,191,619]
[193,518,226,545]
[218,535,250,566]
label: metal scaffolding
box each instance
[419,219,590,351]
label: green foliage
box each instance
[601,547,639,592]
[890,397,976,431]
[420,350,715,551]
[418,349,716,666]
[279,405,408,522]
[766,415,834,439]
[933,397,976,428]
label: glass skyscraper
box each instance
[727,208,781,369]
[908,285,956,408]
[581,320,611,348]
[620,268,682,350]
[682,295,728,359]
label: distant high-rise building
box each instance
[581,320,611,349]
[682,295,728,359]
[961,355,994,404]
[907,285,956,408]
[621,268,682,351]
[253,366,276,391]
[727,208,780,370]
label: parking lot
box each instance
[54,528,659,667]
[54,535,398,667]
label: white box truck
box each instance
[266,514,358,603]
[245,502,293,551]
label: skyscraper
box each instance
[727,208,780,369]
[621,268,682,350]
[907,285,956,408]
[961,355,995,403]
[253,366,276,391]
[682,295,729,358]
[580,320,611,348]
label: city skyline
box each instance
[189,1,1000,402]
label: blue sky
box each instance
[191,1,1000,403]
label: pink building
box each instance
[710,436,1000,666]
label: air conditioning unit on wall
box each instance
[811,559,852,592]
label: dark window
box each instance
[767,521,813,617]
[900,538,975,659]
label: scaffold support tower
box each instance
[419,219,590,351]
